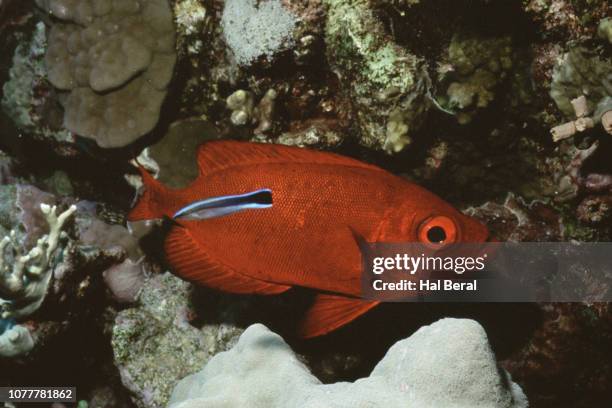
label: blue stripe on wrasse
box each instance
[173,189,273,220]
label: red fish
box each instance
[128,141,488,337]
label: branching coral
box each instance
[226,89,255,126]
[0,203,75,358]
[436,34,514,124]
[36,0,176,148]
[0,203,76,320]
[226,89,278,134]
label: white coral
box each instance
[0,204,76,320]
[222,0,297,66]
[0,325,34,358]
[168,319,528,408]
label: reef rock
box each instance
[324,0,431,153]
[466,193,562,242]
[522,0,609,42]
[112,272,243,408]
[1,21,72,145]
[168,318,528,408]
[503,303,612,407]
[550,46,611,122]
[437,34,514,124]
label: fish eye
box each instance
[418,216,457,245]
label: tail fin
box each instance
[128,166,172,221]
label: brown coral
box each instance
[37,0,176,148]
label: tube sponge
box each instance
[36,0,176,148]
[550,46,611,120]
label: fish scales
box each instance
[129,141,488,337]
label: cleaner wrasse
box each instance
[128,141,488,337]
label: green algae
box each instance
[324,0,431,153]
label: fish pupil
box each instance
[251,190,273,205]
[427,226,446,243]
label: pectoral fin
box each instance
[298,293,379,338]
[165,226,290,295]
[174,189,272,220]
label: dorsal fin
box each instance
[196,141,385,177]
[128,165,173,221]
[165,225,291,295]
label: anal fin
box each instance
[298,293,379,338]
[165,226,290,295]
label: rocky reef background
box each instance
[0,0,610,407]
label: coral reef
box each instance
[0,323,34,358]
[1,22,72,144]
[274,120,343,149]
[553,141,599,203]
[77,214,141,261]
[226,88,278,134]
[436,34,514,124]
[466,194,562,242]
[174,0,208,48]
[550,46,611,122]
[36,0,177,148]
[221,0,297,66]
[522,0,609,41]
[0,0,610,406]
[324,0,431,153]
[226,89,255,126]
[0,164,141,367]
[103,259,147,304]
[503,303,612,407]
[0,203,76,320]
[169,319,527,408]
[112,273,242,408]
[172,0,231,121]
[577,195,612,224]
[599,17,612,43]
